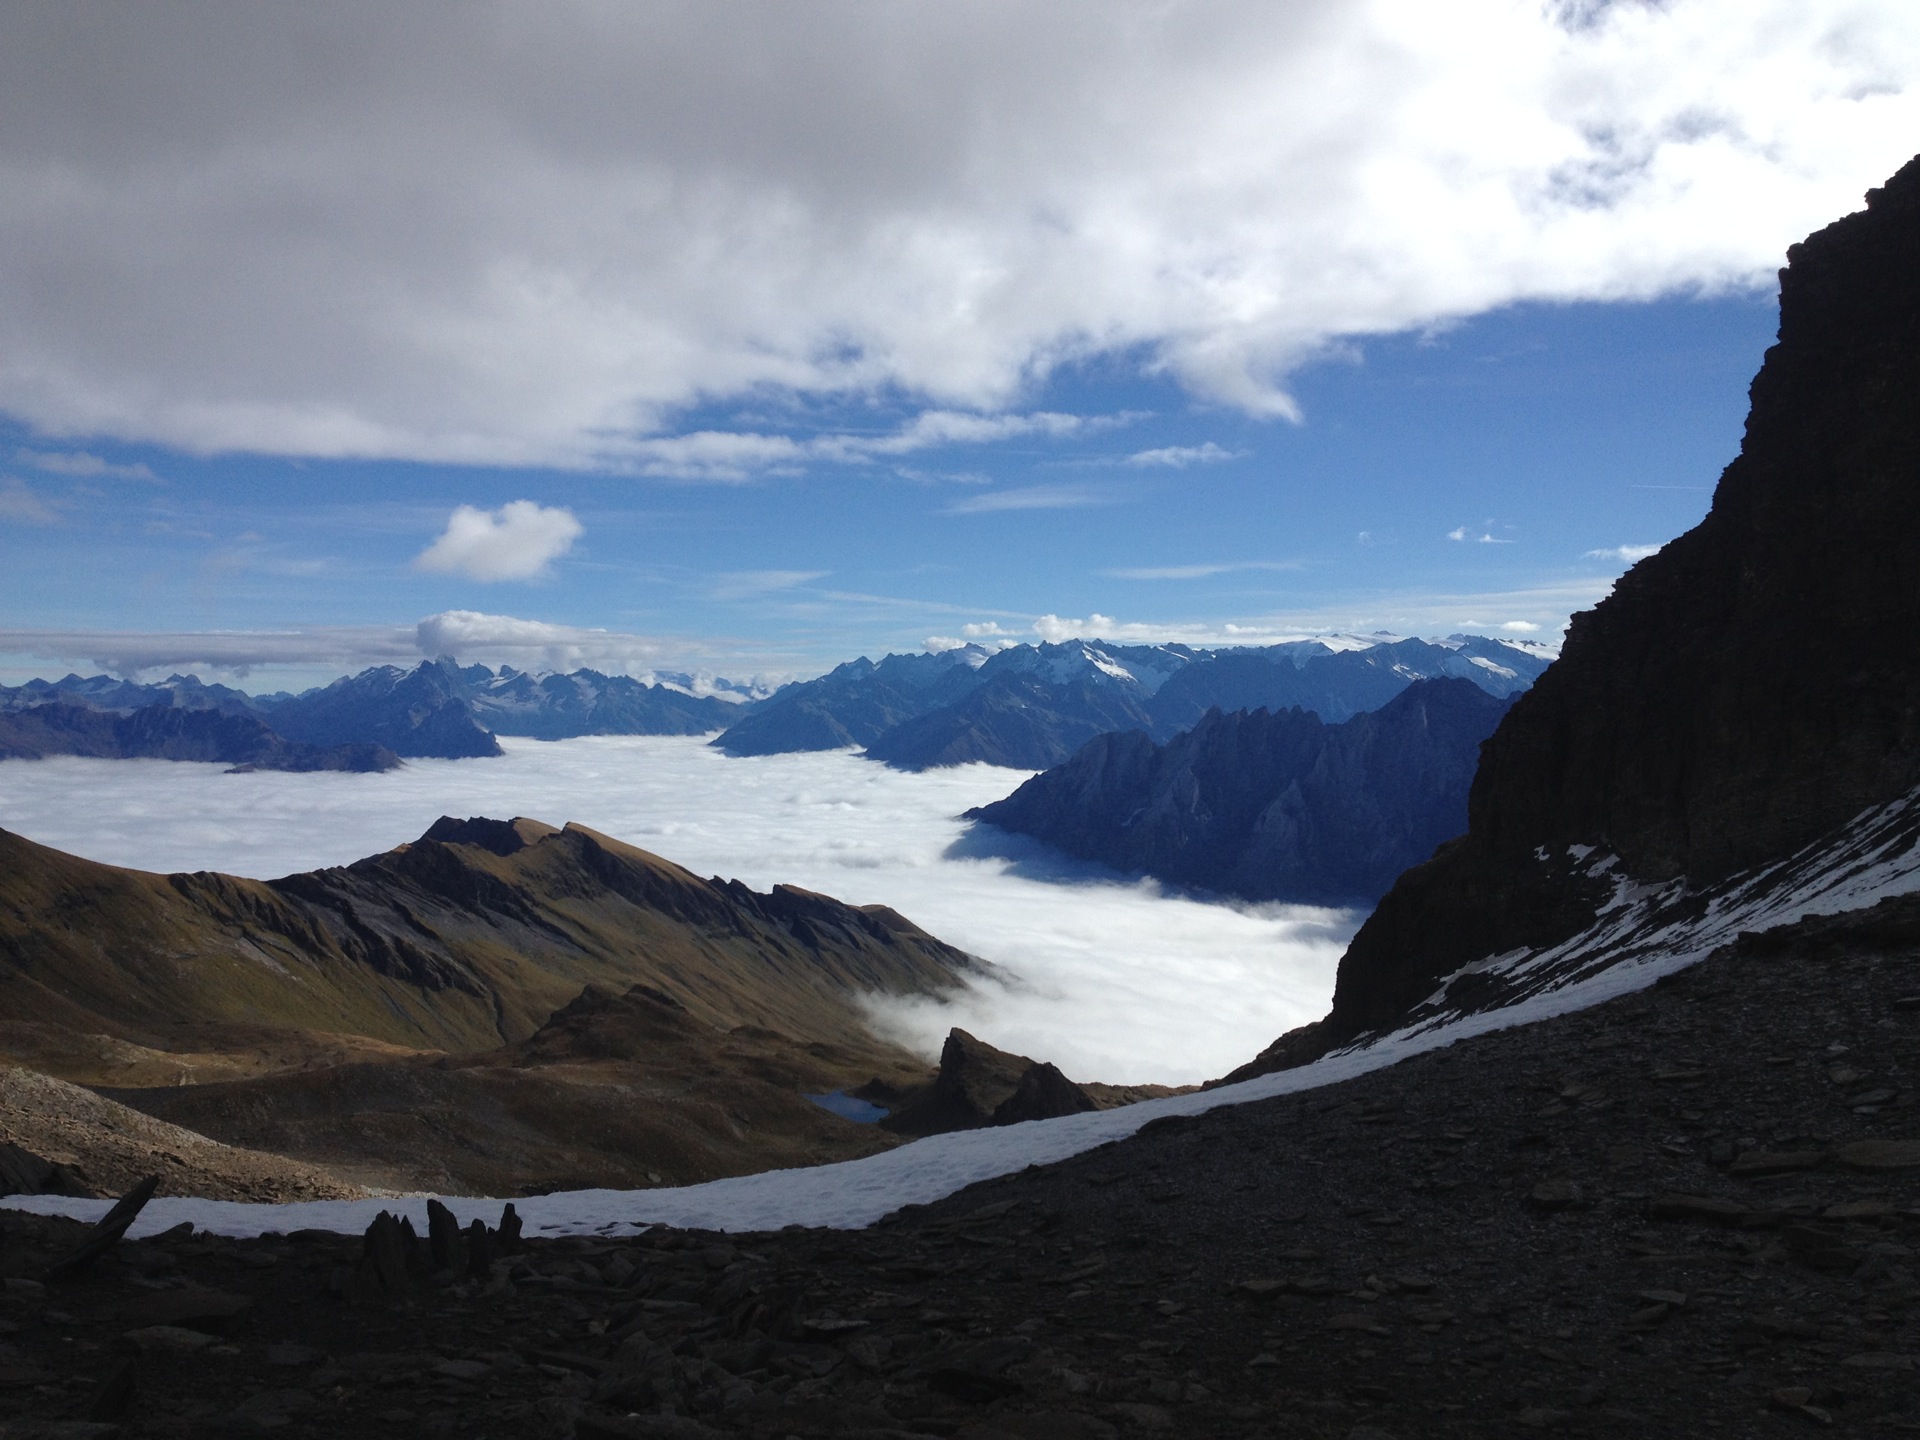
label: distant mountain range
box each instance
[0,701,398,772]
[455,663,742,739]
[716,633,1551,771]
[0,659,750,768]
[0,632,1550,771]
[969,677,1515,905]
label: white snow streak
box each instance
[11,786,1920,1241]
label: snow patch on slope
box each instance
[12,787,1920,1243]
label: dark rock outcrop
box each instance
[1255,155,1920,1064]
[0,1140,93,1199]
[971,678,1514,906]
[879,1029,1098,1136]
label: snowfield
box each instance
[11,785,1920,1242]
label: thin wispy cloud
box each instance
[1585,543,1663,563]
[1103,561,1297,581]
[707,569,831,600]
[1447,525,1513,545]
[0,478,61,525]
[944,484,1117,515]
[0,612,782,687]
[622,411,1116,481]
[414,501,583,582]
[0,3,1911,464]
[1123,442,1242,469]
[15,449,159,482]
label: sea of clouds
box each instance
[0,737,1352,1086]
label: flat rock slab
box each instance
[1836,1138,1920,1169]
[123,1323,215,1354]
[119,1285,251,1332]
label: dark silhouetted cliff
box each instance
[1249,156,1920,1066]
[970,678,1513,905]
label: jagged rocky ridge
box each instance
[0,817,992,1191]
[0,815,979,1057]
[716,634,1549,771]
[969,677,1514,906]
[456,663,742,738]
[0,659,754,765]
[1246,154,1920,1071]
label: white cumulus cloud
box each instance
[414,501,582,581]
[0,2,1913,466]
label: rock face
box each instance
[970,678,1514,906]
[879,1029,1098,1136]
[1271,156,1920,1059]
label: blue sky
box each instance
[0,293,1777,686]
[0,2,1914,689]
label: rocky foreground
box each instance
[7,898,1920,1439]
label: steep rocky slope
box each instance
[0,816,978,1061]
[1253,155,1920,1063]
[0,817,992,1191]
[970,677,1512,905]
